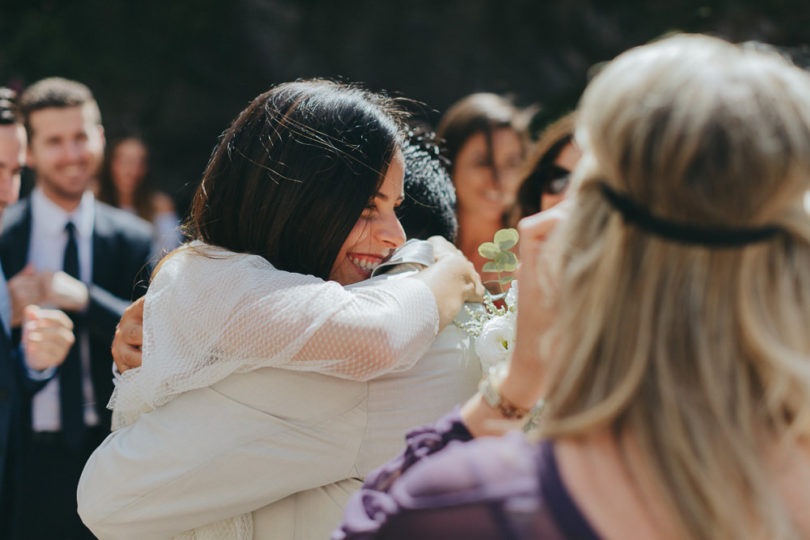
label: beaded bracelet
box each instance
[478,363,545,421]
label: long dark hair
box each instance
[98,136,156,221]
[188,79,405,280]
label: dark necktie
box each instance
[60,221,84,448]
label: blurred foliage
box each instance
[2,0,808,215]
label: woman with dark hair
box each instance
[78,80,482,539]
[335,35,810,540]
[97,136,182,255]
[510,111,580,224]
[436,93,530,288]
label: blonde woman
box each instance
[335,34,810,540]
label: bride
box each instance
[77,79,482,539]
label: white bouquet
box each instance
[457,229,519,373]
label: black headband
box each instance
[597,182,783,248]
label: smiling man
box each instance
[0,77,152,540]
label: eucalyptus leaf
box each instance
[499,275,514,284]
[500,252,518,271]
[482,262,499,272]
[494,228,519,250]
[478,242,499,259]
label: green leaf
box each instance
[482,262,499,272]
[494,228,519,250]
[495,251,518,268]
[478,242,499,259]
[498,276,514,284]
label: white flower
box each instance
[474,313,516,372]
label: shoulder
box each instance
[151,192,175,214]
[94,200,153,241]
[391,432,539,505]
[0,198,30,235]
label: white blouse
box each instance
[78,250,474,540]
[110,242,440,430]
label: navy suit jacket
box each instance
[0,328,52,519]
[0,197,153,433]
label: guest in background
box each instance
[0,77,152,540]
[436,93,531,290]
[510,111,580,224]
[97,136,182,257]
[335,34,810,540]
[0,87,77,538]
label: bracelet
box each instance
[478,363,545,421]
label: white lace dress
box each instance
[84,242,439,539]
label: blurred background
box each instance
[2,0,808,216]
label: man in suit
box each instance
[0,88,76,538]
[0,78,152,540]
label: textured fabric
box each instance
[94,242,438,539]
[110,241,439,431]
[79,258,473,540]
[333,410,602,540]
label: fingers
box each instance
[111,298,146,373]
[25,306,75,330]
[23,309,76,370]
[516,202,570,255]
[426,236,460,261]
[45,271,90,312]
[9,272,46,327]
[113,345,142,374]
[119,298,145,348]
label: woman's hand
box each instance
[112,297,145,374]
[411,236,484,330]
[462,203,569,436]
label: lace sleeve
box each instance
[110,244,439,428]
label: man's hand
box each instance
[23,306,75,371]
[112,297,144,374]
[9,264,46,326]
[43,271,90,312]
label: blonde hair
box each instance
[540,34,810,539]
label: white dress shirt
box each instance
[29,187,98,431]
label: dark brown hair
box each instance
[98,136,156,221]
[187,79,405,280]
[436,93,530,175]
[511,111,578,222]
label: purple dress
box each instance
[333,409,602,540]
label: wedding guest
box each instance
[436,93,530,290]
[510,111,580,224]
[0,87,77,540]
[78,80,483,539]
[335,34,810,540]
[97,136,183,257]
[0,77,152,540]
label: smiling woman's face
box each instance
[453,128,523,221]
[328,149,407,285]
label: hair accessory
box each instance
[596,182,783,247]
